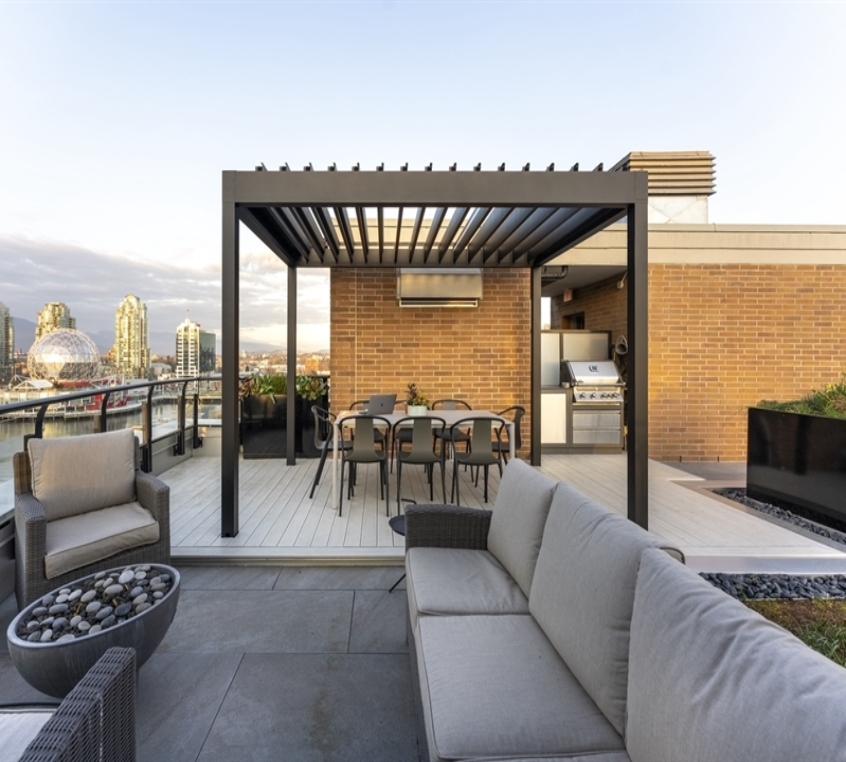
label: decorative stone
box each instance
[41,594,55,607]
[129,586,144,598]
[70,615,82,628]
[153,591,163,599]
[134,571,147,581]
[57,634,76,643]
[135,602,151,614]
[100,615,116,628]
[132,593,148,606]
[49,603,68,615]
[52,617,68,630]
[86,601,102,614]
[114,603,132,617]
[81,590,97,603]
[118,569,135,585]
[40,630,53,642]
[55,594,69,604]
[88,624,102,635]
[94,571,106,580]
[95,607,113,621]
[103,583,124,599]
[77,621,91,632]
[68,589,82,602]
[32,607,48,617]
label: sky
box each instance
[1,0,844,353]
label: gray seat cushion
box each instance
[45,501,160,579]
[627,548,846,762]
[28,429,136,520]
[416,614,626,762]
[528,485,683,737]
[486,458,557,598]
[406,547,529,632]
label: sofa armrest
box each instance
[19,647,136,762]
[15,493,47,583]
[135,469,170,523]
[405,504,492,550]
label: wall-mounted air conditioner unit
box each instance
[396,268,483,308]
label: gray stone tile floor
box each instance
[0,565,417,762]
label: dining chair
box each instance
[308,405,352,499]
[494,406,525,463]
[338,414,392,517]
[350,399,387,451]
[432,398,472,461]
[449,416,503,506]
[392,415,447,514]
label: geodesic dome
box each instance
[27,328,101,381]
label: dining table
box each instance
[330,409,515,511]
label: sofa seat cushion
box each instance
[28,429,137,521]
[406,547,529,631]
[528,484,683,738]
[416,614,626,762]
[627,548,846,762]
[486,458,557,598]
[45,502,160,579]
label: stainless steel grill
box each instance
[560,360,625,451]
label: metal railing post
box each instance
[99,391,111,433]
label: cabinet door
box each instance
[540,393,567,444]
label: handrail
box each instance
[0,375,221,473]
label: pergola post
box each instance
[287,266,297,466]
[530,265,542,466]
[221,184,240,536]
[627,173,649,529]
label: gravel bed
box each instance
[714,487,846,547]
[700,571,846,601]
[701,488,846,600]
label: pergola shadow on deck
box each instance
[221,163,648,537]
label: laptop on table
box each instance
[364,394,397,415]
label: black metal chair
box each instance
[431,399,472,461]
[308,406,352,499]
[392,415,447,514]
[338,414,392,517]
[350,399,387,451]
[494,406,525,463]
[450,416,503,506]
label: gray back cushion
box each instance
[29,429,137,521]
[627,548,846,762]
[529,488,682,737]
[486,458,557,597]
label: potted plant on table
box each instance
[405,383,430,417]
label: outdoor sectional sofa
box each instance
[404,458,846,762]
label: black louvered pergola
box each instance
[221,163,649,536]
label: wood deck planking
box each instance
[159,453,846,566]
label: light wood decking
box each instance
[161,453,846,572]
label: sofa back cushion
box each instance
[529,487,682,737]
[627,548,846,762]
[486,458,557,598]
[28,430,137,521]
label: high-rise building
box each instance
[175,318,216,377]
[114,294,150,379]
[35,302,76,341]
[0,302,14,384]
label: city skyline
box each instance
[1,2,844,348]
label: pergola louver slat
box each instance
[294,207,329,264]
[377,207,384,264]
[355,206,370,262]
[408,207,425,264]
[437,207,469,264]
[314,207,340,263]
[393,207,403,265]
[451,207,490,264]
[422,207,447,264]
[334,207,356,263]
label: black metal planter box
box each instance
[241,393,329,459]
[747,407,846,523]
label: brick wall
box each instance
[330,268,532,455]
[649,263,846,461]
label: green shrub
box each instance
[757,374,846,420]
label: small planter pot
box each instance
[407,405,429,417]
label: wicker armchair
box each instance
[14,429,170,608]
[3,647,137,762]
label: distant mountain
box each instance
[13,317,286,356]
[11,317,35,352]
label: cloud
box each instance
[0,235,331,352]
